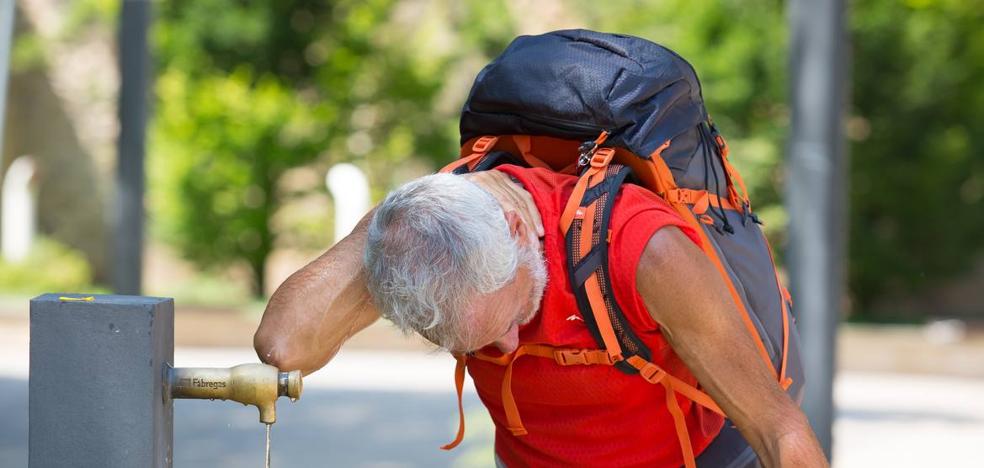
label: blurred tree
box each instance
[151,69,324,297]
[149,0,983,313]
[150,0,512,296]
[848,0,984,317]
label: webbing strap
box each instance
[583,274,623,361]
[466,345,725,468]
[625,356,724,416]
[559,154,609,236]
[721,150,752,210]
[665,383,696,468]
[467,344,619,439]
[625,355,724,468]
[501,347,531,436]
[565,151,659,375]
[441,355,468,450]
[473,345,616,367]
[666,188,739,212]
[444,152,485,175]
[762,230,795,391]
[443,136,500,175]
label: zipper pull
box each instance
[577,130,611,169]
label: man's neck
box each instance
[466,170,545,241]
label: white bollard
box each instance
[2,156,38,262]
[325,163,370,244]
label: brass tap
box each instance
[167,363,302,424]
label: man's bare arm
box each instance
[254,212,380,375]
[636,227,827,468]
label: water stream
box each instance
[265,423,272,468]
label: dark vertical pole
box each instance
[114,0,151,295]
[0,0,14,153]
[787,0,848,459]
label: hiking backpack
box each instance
[439,30,804,468]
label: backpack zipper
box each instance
[471,107,609,136]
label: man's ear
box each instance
[504,210,529,241]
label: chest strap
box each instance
[441,345,726,468]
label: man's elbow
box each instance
[254,326,286,367]
[253,316,304,371]
[772,428,829,468]
[255,318,339,376]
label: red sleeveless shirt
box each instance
[466,165,724,467]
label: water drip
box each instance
[265,423,272,468]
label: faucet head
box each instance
[278,370,303,400]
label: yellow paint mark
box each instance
[59,296,95,302]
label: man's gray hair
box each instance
[364,173,518,350]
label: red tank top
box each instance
[466,165,724,467]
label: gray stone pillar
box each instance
[29,294,174,468]
[787,0,848,458]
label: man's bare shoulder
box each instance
[637,226,704,278]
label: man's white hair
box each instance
[364,173,519,350]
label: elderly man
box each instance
[253,164,827,467]
[257,28,826,468]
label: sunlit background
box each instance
[0,0,982,467]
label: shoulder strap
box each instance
[451,150,529,174]
[443,135,556,175]
[562,147,651,374]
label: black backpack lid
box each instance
[460,29,709,159]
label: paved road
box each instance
[2,347,983,467]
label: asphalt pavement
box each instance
[3,345,984,467]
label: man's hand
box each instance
[254,213,380,375]
[637,226,827,468]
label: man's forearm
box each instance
[768,423,829,468]
[736,397,826,468]
[254,214,380,375]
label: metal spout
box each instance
[167,363,302,424]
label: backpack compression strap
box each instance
[560,147,654,373]
[558,147,728,468]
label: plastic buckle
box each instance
[638,362,666,384]
[707,121,729,158]
[673,189,694,205]
[589,148,615,168]
[555,349,589,366]
[472,136,499,154]
[715,135,730,158]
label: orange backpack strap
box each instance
[447,135,554,175]
[561,146,668,373]
[624,355,724,468]
[442,136,500,174]
[440,354,469,450]
[465,342,726,468]
[666,188,740,212]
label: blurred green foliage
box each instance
[0,238,94,295]
[150,0,511,296]
[151,68,324,296]
[848,0,984,316]
[147,0,983,314]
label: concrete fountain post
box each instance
[28,294,301,468]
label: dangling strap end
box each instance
[508,427,529,437]
[441,355,468,451]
